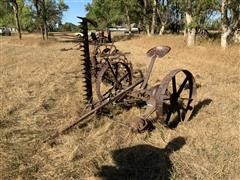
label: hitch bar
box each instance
[44,79,144,143]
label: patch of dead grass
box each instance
[0,34,239,179]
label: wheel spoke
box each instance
[97,61,132,101]
[176,105,182,121]
[158,70,196,125]
[179,97,193,101]
[110,65,118,81]
[106,60,118,82]
[102,89,112,99]
[115,63,119,80]
[118,73,129,83]
[163,98,171,101]
[104,75,115,84]
[177,76,188,97]
[108,73,129,93]
[165,110,172,124]
[172,76,177,95]
[181,105,189,111]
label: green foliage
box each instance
[187,20,198,29]
[0,1,15,27]
[205,18,221,30]
[19,1,35,32]
[179,0,219,28]
[0,0,33,32]
[85,0,219,32]
[31,0,68,31]
[0,0,68,33]
[86,0,141,29]
[45,0,69,30]
[86,0,121,28]
[59,22,79,32]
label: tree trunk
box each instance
[12,1,22,39]
[187,28,196,47]
[159,22,166,35]
[231,7,239,31]
[125,5,131,34]
[221,0,229,49]
[151,0,157,35]
[146,25,150,35]
[184,28,187,37]
[221,26,231,49]
[41,26,45,40]
[221,1,240,48]
[143,0,150,36]
[156,1,165,35]
[42,0,48,39]
[138,21,142,34]
[34,0,45,40]
[43,21,48,39]
[186,12,196,46]
[159,25,165,35]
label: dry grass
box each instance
[0,33,240,179]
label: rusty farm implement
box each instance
[45,17,197,142]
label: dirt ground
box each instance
[0,34,239,179]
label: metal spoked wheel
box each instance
[94,44,119,58]
[156,69,197,127]
[96,61,132,101]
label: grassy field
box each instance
[0,33,239,179]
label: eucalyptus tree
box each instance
[141,0,151,35]
[174,0,218,46]
[220,0,240,48]
[5,0,23,39]
[86,0,122,29]
[156,0,172,35]
[20,2,34,32]
[31,0,68,40]
[86,0,141,32]
[1,0,35,38]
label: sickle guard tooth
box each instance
[79,19,93,104]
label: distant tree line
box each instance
[58,22,79,32]
[86,0,240,48]
[0,0,69,40]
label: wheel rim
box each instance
[95,44,117,58]
[96,61,132,101]
[156,69,197,126]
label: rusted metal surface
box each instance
[95,61,133,101]
[78,17,94,104]
[44,79,144,142]
[91,45,196,130]
[78,17,134,105]
[146,46,171,58]
[94,44,119,58]
[142,46,171,89]
[155,69,197,126]
[44,18,197,142]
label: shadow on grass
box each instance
[190,98,213,120]
[98,136,186,180]
[166,98,212,129]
